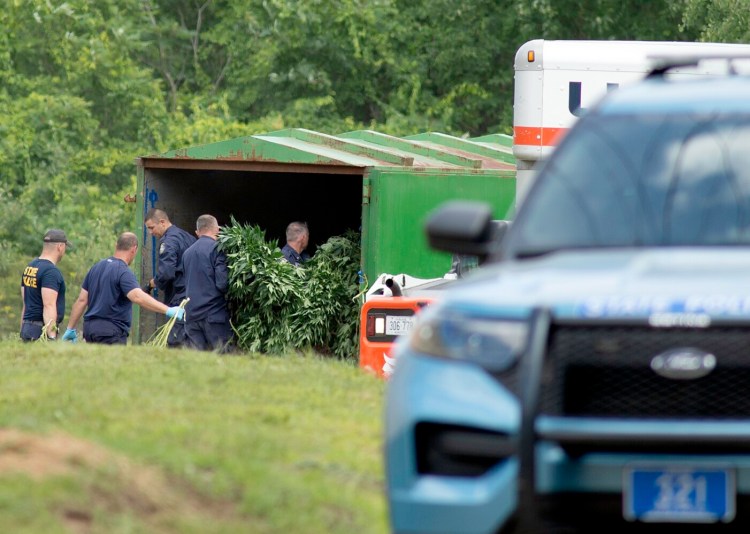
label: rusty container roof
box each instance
[139,128,515,173]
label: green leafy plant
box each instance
[290,230,362,359]
[218,218,361,360]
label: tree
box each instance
[513,0,697,42]
[0,1,169,254]
[681,0,750,42]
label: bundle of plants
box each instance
[287,229,361,359]
[146,298,189,348]
[218,218,361,360]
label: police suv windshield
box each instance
[508,111,750,257]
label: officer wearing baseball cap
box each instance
[20,229,71,341]
[43,229,73,247]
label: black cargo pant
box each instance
[83,319,128,345]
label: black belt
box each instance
[23,320,45,327]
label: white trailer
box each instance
[512,39,750,204]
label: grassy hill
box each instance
[0,342,387,534]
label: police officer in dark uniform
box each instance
[144,208,196,348]
[182,214,233,352]
[281,221,310,266]
[62,232,184,344]
[20,229,70,341]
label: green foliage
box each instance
[512,0,699,42]
[682,0,750,43]
[290,230,362,358]
[220,220,304,354]
[388,0,520,136]
[280,96,364,134]
[0,1,166,258]
[227,0,403,127]
[163,96,286,150]
[0,253,27,338]
[219,218,361,359]
[0,0,740,343]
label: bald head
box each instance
[116,232,138,251]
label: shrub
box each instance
[219,218,361,360]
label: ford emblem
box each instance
[650,348,716,380]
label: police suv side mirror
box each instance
[425,200,504,263]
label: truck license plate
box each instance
[624,466,734,523]
[386,315,414,335]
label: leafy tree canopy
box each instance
[0,0,745,335]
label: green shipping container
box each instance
[133,128,515,342]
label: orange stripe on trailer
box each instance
[513,126,568,147]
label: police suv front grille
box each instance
[539,325,750,418]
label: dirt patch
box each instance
[0,428,112,479]
[0,428,254,533]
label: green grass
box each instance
[0,342,388,534]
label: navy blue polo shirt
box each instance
[21,258,66,323]
[155,225,196,306]
[281,244,310,266]
[82,256,140,333]
[182,236,229,323]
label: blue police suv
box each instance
[385,56,750,533]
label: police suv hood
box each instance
[443,248,750,321]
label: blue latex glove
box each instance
[166,306,185,321]
[62,328,77,343]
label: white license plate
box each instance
[624,465,735,523]
[385,315,414,335]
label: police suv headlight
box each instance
[409,311,528,372]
